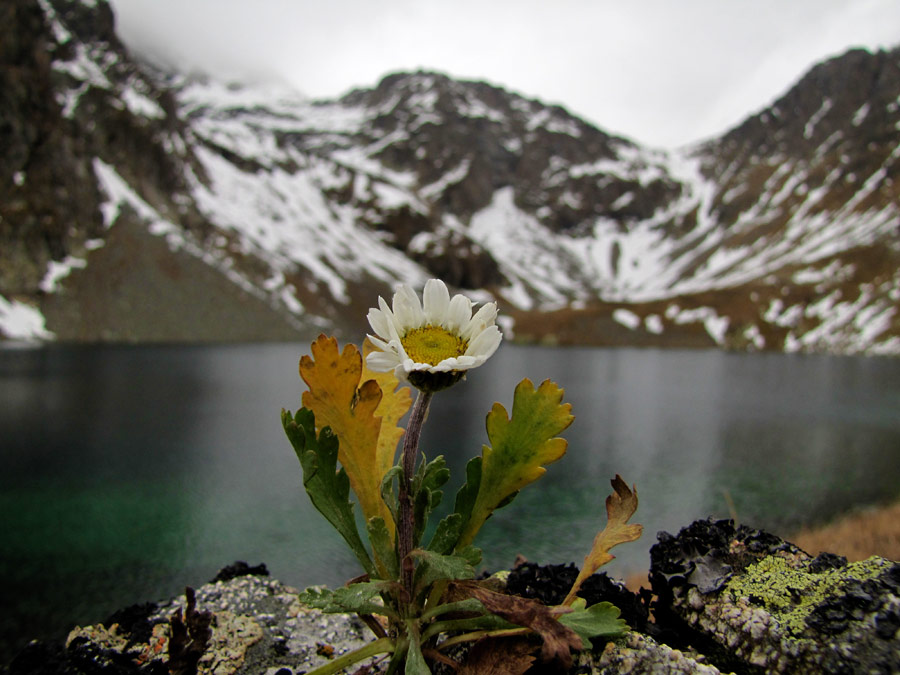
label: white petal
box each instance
[377,297,402,342]
[392,285,424,330]
[366,350,400,372]
[423,279,450,325]
[402,357,422,373]
[466,325,502,360]
[445,294,472,333]
[367,308,392,340]
[462,302,498,340]
[389,337,409,362]
[393,364,410,382]
[366,334,392,353]
[438,355,476,370]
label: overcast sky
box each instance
[107,0,900,148]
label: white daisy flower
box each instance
[366,279,502,391]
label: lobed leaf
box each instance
[299,335,411,535]
[282,407,375,577]
[427,513,464,555]
[412,455,450,547]
[300,581,399,619]
[557,598,629,647]
[456,379,574,548]
[563,475,643,606]
[411,548,478,599]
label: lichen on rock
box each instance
[650,518,900,674]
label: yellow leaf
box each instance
[299,335,409,533]
[457,379,574,548]
[563,475,643,605]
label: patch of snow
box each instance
[467,188,587,307]
[0,296,53,340]
[558,190,582,209]
[420,160,470,200]
[669,305,729,344]
[804,99,833,139]
[611,192,634,209]
[613,308,641,330]
[743,324,765,350]
[526,109,581,137]
[40,256,87,293]
[36,0,71,43]
[852,103,870,126]
[121,85,165,119]
[645,314,663,334]
[457,94,505,122]
[497,314,516,339]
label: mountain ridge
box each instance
[2,0,898,354]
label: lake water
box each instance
[2,342,899,660]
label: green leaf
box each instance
[456,379,574,548]
[410,548,477,599]
[427,513,464,555]
[412,455,450,547]
[282,408,375,577]
[299,581,398,619]
[453,456,482,528]
[380,465,403,525]
[558,598,628,647]
[404,628,429,675]
[368,516,398,580]
[413,455,450,504]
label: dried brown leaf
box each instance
[450,581,583,668]
[456,637,536,675]
[563,475,643,605]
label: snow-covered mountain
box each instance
[2,0,899,353]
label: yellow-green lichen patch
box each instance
[723,555,891,638]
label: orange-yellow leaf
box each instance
[563,475,642,606]
[299,335,401,531]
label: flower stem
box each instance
[398,389,432,598]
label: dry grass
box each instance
[787,499,900,563]
[623,498,900,592]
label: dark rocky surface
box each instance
[5,521,897,673]
[649,518,900,674]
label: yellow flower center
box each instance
[401,325,468,366]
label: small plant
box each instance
[282,279,642,674]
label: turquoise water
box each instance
[2,343,899,660]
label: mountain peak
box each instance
[2,0,898,353]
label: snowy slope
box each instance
[2,0,898,353]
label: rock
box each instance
[649,518,900,674]
[6,529,898,674]
[18,575,374,675]
[585,632,722,675]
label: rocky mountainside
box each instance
[2,0,899,353]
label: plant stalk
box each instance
[300,636,395,675]
[398,389,433,599]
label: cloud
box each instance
[108,0,900,147]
